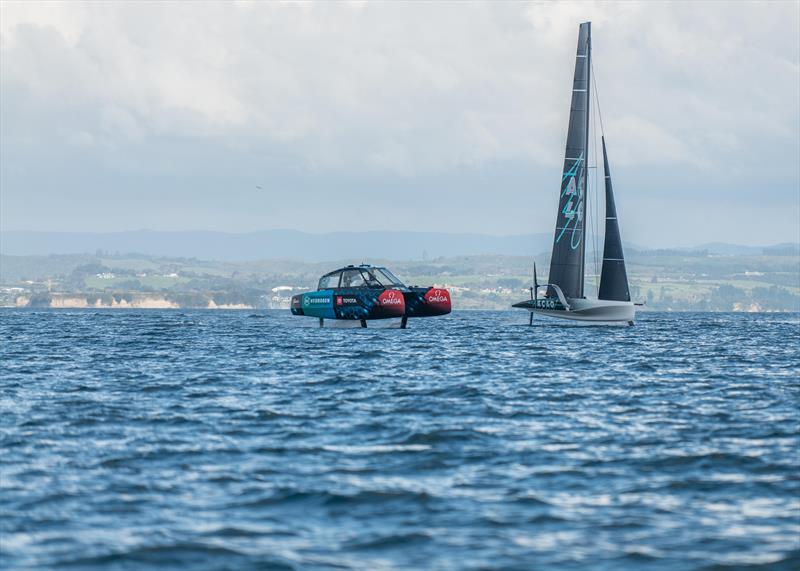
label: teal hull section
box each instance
[297,290,336,319]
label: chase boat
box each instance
[291,264,451,328]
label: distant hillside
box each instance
[691,242,799,256]
[2,250,798,311]
[2,230,796,262]
[1,230,555,262]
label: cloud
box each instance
[1,0,798,246]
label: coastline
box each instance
[6,293,254,310]
[2,295,796,313]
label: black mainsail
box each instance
[547,21,591,300]
[597,137,630,301]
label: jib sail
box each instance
[547,21,591,300]
[598,137,630,302]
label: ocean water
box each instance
[1,309,798,571]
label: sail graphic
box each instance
[547,21,591,300]
[598,137,630,302]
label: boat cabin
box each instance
[318,265,406,290]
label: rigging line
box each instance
[586,71,600,292]
[591,58,605,138]
[590,56,605,292]
[591,88,600,291]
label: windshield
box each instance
[360,269,383,288]
[318,273,339,290]
[340,269,365,288]
[377,268,405,287]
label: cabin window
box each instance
[318,273,340,290]
[361,269,383,287]
[377,268,404,287]
[340,269,366,288]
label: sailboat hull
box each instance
[515,297,635,325]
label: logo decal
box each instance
[427,289,449,303]
[556,153,584,250]
[381,291,402,305]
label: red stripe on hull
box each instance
[423,288,451,315]
[376,289,406,317]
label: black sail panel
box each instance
[547,22,591,300]
[598,137,631,302]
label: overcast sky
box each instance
[1,0,798,247]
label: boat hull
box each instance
[291,287,451,321]
[513,297,635,325]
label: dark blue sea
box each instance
[1,310,798,571]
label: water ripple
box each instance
[1,309,798,571]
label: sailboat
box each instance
[513,22,636,326]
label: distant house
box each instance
[269,286,309,309]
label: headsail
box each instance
[597,137,630,302]
[547,21,591,300]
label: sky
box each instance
[1,0,798,248]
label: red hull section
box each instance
[376,289,406,317]
[423,288,451,315]
[402,287,451,317]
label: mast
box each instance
[547,22,591,300]
[597,137,631,301]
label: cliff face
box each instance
[54,296,181,309]
[16,293,253,309]
[206,300,252,309]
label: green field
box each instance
[1,251,798,311]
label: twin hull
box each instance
[291,287,451,321]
